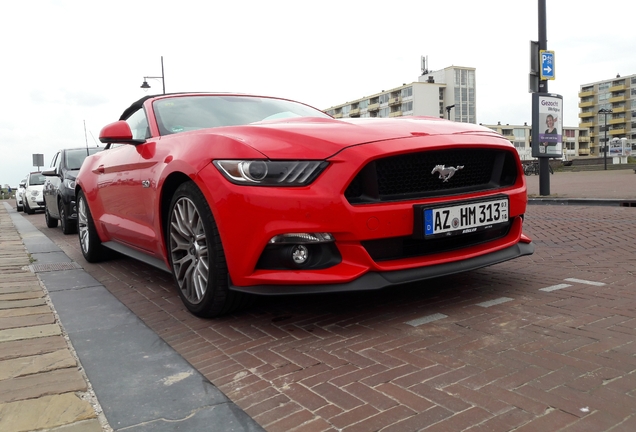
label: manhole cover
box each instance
[30,262,83,273]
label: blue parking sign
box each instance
[540,50,555,80]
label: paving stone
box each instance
[0,312,55,330]
[0,298,47,310]
[0,335,68,361]
[0,368,87,404]
[0,305,52,318]
[0,393,96,432]
[0,349,77,380]
[0,323,61,343]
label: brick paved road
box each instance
[23,204,636,431]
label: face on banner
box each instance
[538,96,562,155]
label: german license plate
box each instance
[423,198,508,238]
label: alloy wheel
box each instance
[169,197,210,305]
[77,197,89,253]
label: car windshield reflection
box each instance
[65,148,102,170]
[153,95,330,136]
[29,173,46,185]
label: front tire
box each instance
[60,202,76,235]
[167,182,248,318]
[25,199,34,215]
[45,204,59,228]
[77,190,104,262]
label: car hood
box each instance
[197,117,504,159]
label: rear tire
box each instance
[167,182,250,318]
[77,190,104,262]
[45,205,59,228]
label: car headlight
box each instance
[63,179,76,189]
[30,190,39,196]
[213,160,328,186]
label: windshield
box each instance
[65,148,102,170]
[29,173,46,185]
[153,95,330,136]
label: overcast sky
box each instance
[2,0,635,186]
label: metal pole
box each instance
[161,56,165,94]
[538,0,550,195]
[604,111,608,170]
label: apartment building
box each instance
[579,74,636,155]
[483,123,587,160]
[324,66,476,123]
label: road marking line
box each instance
[406,313,448,327]
[476,297,513,308]
[540,283,572,292]
[564,278,606,286]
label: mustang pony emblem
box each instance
[431,165,464,182]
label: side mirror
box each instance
[19,182,26,188]
[99,121,146,145]
[41,168,57,177]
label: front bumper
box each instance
[231,241,535,294]
[196,139,532,291]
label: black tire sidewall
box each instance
[77,191,103,262]
[167,182,231,318]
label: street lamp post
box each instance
[445,104,455,120]
[598,108,613,170]
[140,56,165,94]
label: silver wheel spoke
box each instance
[169,196,209,305]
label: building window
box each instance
[565,129,575,138]
[379,94,389,104]
[379,107,389,117]
[401,101,413,112]
[513,129,525,139]
[401,87,413,98]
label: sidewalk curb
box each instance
[2,202,264,432]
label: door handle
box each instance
[95,165,105,174]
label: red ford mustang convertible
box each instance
[76,93,534,317]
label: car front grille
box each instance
[345,148,518,204]
[361,219,514,262]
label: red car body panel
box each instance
[77,93,533,295]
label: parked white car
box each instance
[23,172,46,214]
[16,176,27,212]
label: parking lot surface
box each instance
[6,169,636,431]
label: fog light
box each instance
[291,245,309,265]
[269,233,334,244]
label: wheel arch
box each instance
[160,172,193,245]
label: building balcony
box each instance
[367,103,379,112]
[333,113,343,118]
[388,97,402,106]
[389,111,402,118]
[503,135,515,141]
[609,95,625,103]
[609,118,626,125]
[579,111,595,118]
[579,121,594,128]
[349,108,360,117]
[578,90,595,98]
[609,128,625,135]
[612,106,626,113]
[609,84,625,92]
[578,136,590,142]
[579,101,594,108]
[578,148,591,155]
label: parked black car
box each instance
[42,147,102,234]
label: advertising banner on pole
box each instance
[532,93,563,158]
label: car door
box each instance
[44,151,62,218]
[94,108,158,253]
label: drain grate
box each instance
[29,262,83,273]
